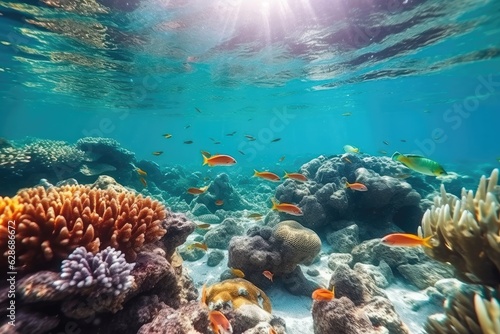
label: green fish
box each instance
[392,152,447,176]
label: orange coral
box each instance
[0,185,167,270]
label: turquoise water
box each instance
[1,0,499,171]
[1,2,500,334]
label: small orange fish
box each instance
[152,151,163,156]
[215,199,224,206]
[139,177,147,187]
[230,268,245,278]
[209,310,233,334]
[283,172,308,182]
[136,168,147,176]
[381,233,433,248]
[254,170,280,182]
[188,242,208,251]
[203,154,237,167]
[262,270,274,282]
[187,186,209,195]
[269,328,277,334]
[312,287,335,301]
[196,223,211,229]
[271,198,303,216]
[345,181,367,191]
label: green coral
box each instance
[272,220,321,266]
[419,168,500,286]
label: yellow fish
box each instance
[247,213,263,220]
[196,223,211,229]
[230,268,245,278]
[392,152,447,176]
[188,242,208,251]
[343,145,359,153]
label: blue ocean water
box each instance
[1,0,499,172]
[1,2,500,334]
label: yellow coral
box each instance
[425,287,499,334]
[419,169,500,286]
[273,220,321,266]
[474,293,500,334]
[204,278,272,313]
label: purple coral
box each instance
[54,246,135,296]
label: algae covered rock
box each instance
[312,297,375,334]
[275,155,423,232]
[326,224,360,253]
[204,218,244,249]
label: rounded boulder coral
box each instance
[0,185,167,271]
[273,220,321,266]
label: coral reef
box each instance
[275,155,423,232]
[0,184,167,270]
[228,221,321,293]
[419,168,500,286]
[204,278,272,313]
[425,285,499,334]
[76,137,135,170]
[202,278,285,333]
[0,139,85,195]
[1,201,199,333]
[54,246,135,296]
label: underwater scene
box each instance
[1,0,500,333]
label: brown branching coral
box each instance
[203,278,272,313]
[0,185,167,270]
[419,169,500,286]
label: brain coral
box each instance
[0,185,167,270]
[273,220,321,266]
